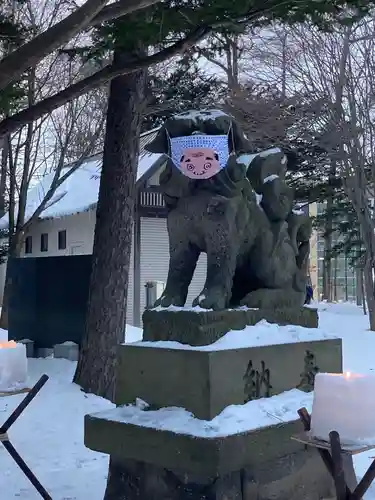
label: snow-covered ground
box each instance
[1,304,375,499]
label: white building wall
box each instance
[140,218,207,316]
[15,210,207,325]
[20,209,136,323]
[0,261,6,304]
[0,211,97,305]
[147,169,162,186]
[127,238,134,326]
[21,209,96,257]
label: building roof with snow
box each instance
[0,128,165,228]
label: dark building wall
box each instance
[8,255,92,348]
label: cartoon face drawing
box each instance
[169,133,229,179]
[179,147,221,179]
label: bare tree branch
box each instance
[21,111,106,236]
[0,26,211,139]
[91,0,161,25]
[0,0,109,91]
[0,0,163,92]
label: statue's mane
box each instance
[145,109,252,156]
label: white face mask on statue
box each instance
[168,133,231,180]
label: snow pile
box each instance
[26,160,101,221]
[171,109,228,122]
[0,358,113,499]
[124,324,143,343]
[94,388,313,438]
[236,153,258,167]
[0,327,7,342]
[235,148,285,170]
[0,342,28,392]
[264,174,279,183]
[0,149,163,228]
[132,320,336,351]
[2,302,375,498]
[259,147,283,157]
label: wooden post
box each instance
[352,460,375,499]
[329,431,347,500]
[297,408,355,497]
[0,374,51,499]
[1,439,52,499]
[0,374,48,433]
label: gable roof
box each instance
[0,128,165,228]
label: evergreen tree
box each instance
[0,1,28,118]
[143,57,224,130]
[314,190,364,264]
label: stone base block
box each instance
[86,416,334,499]
[115,338,342,419]
[37,347,53,358]
[142,307,318,346]
[53,341,79,361]
[18,339,35,358]
[105,454,333,500]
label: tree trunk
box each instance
[356,266,363,307]
[361,270,367,315]
[333,256,338,302]
[0,236,22,329]
[322,233,332,301]
[363,256,375,329]
[344,254,348,301]
[73,44,146,400]
[1,272,10,329]
[322,165,335,301]
[0,137,9,218]
[280,31,288,100]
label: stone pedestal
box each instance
[53,341,79,361]
[143,307,318,346]
[85,414,334,499]
[85,308,340,499]
[18,339,35,358]
[37,347,53,358]
[115,338,341,419]
[102,453,332,500]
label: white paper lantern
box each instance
[311,372,375,444]
[0,341,28,392]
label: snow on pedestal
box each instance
[310,372,375,444]
[0,341,28,391]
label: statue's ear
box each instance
[229,120,252,153]
[145,128,169,154]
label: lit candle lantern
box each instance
[0,341,28,392]
[311,372,375,444]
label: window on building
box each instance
[25,236,32,254]
[58,230,67,250]
[41,233,48,252]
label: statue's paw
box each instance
[192,288,227,311]
[154,293,185,308]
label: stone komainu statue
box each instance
[145,109,312,310]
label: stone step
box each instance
[18,339,35,358]
[85,412,334,499]
[53,342,79,361]
[115,338,342,420]
[143,308,319,346]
